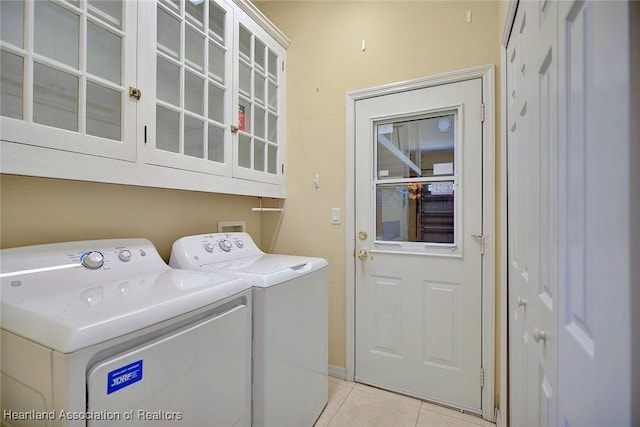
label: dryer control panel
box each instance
[170,232,263,268]
[0,239,167,278]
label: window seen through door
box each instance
[375,114,456,244]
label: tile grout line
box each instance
[324,382,356,427]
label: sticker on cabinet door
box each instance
[238,105,245,131]
[107,360,143,394]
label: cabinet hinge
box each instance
[129,86,142,100]
[480,367,485,388]
[481,103,485,123]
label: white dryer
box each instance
[1,239,252,427]
[170,232,328,427]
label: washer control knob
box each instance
[82,251,104,269]
[118,249,132,262]
[235,240,244,248]
[205,242,215,252]
[219,240,233,252]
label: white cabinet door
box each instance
[231,9,286,185]
[140,0,234,178]
[0,0,137,162]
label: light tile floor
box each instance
[314,377,495,427]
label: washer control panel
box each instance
[171,232,262,266]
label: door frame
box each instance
[345,64,496,422]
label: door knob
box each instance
[357,249,369,260]
[532,327,547,343]
[358,231,368,240]
[517,297,528,308]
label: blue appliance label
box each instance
[107,360,143,394]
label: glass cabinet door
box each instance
[148,0,233,176]
[0,0,136,161]
[233,17,284,184]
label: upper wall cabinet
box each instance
[0,0,137,161]
[0,0,289,198]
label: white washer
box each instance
[170,232,328,427]
[1,239,252,427]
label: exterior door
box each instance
[354,78,484,412]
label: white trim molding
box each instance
[345,64,496,422]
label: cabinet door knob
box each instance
[231,125,239,134]
[532,327,547,343]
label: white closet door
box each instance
[507,0,559,425]
[557,1,633,426]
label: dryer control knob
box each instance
[205,242,215,252]
[219,240,233,252]
[82,251,104,269]
[235,240,244,248]
[118,249,132,262]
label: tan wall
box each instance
[257,0,500,379]
[0,174,262,261]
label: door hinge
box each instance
[129,86,142,100]
[282,61,285,72]
[144,125,147,143]
[281,164,285,175]
[471,234,487,255]
[481,103,485,123]
[480,367,485,388]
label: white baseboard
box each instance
[328,364,346,380]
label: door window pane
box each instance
[157,57,180,106]
[239,62,251,98]
[157,106,179,153]
[157,7,180,59]
[35,1,79,69]
[208,124,224,162]
[255,39,265,73]
[376,114,455,180]
[254,140,265,171]
[267,81,277,111]
[88,22,122,84]
[254,106,265,139]
[88,0,122,29]
[209,42,225,83]
[1,0,24,48]
[208,1,225,43]
[86,81,121,141]
[238,25,251,62]
[267,144,277,174]
[33,63,78,131]
[1,50,23,119]
[238,134,251,168]
[267,49,277,81]
[208,82,224,123]
[185,0,204,30]
[376,181,455,244]
[184,116,204,158]
[184,71,204,115]
[185,27,204,72]
[268,113,277,143]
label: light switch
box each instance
[331,208,341,225]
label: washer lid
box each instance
[1,267,250,353]
[202,254,328,288]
